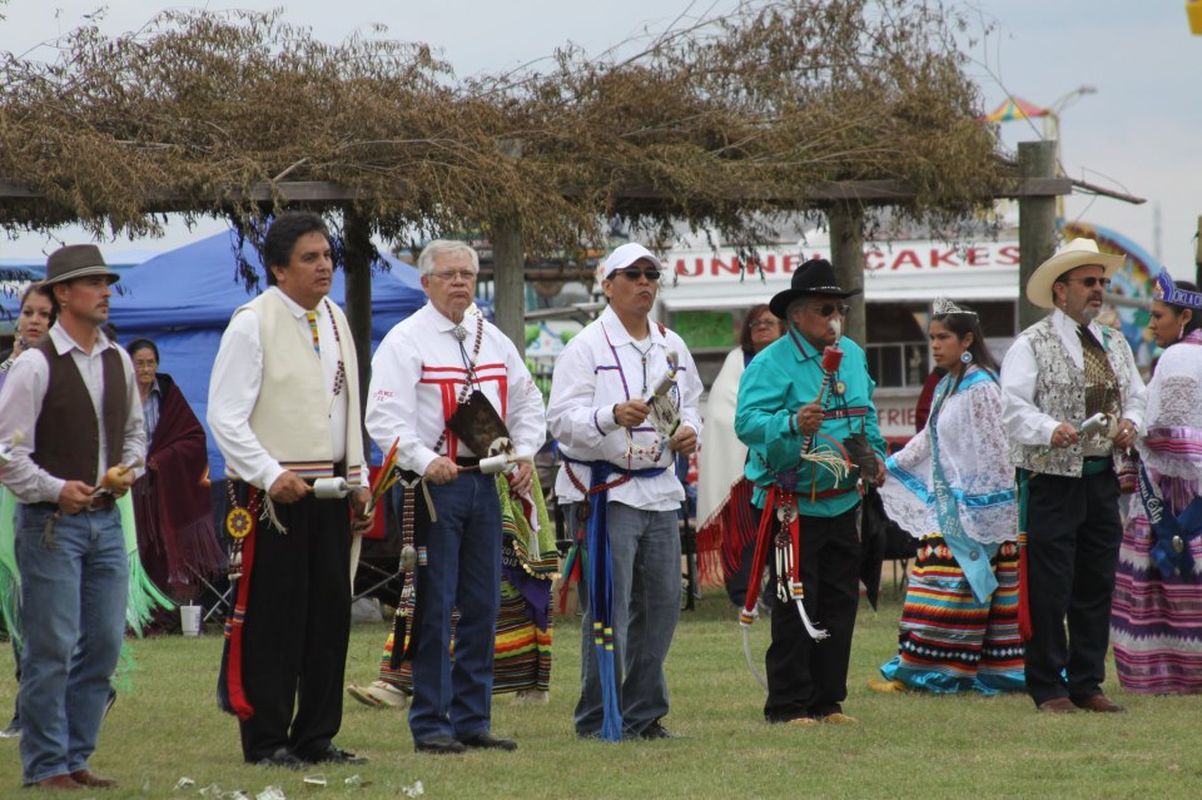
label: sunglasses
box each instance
[811,302,851,317]
[1065,276,1111,289]
[614,267,661,282]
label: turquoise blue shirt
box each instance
[735,328,886,518]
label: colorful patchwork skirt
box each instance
[1111,511,1202,694]
[880,535,1025,694]
[377,563,552,695]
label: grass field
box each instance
[2,586,1201,799]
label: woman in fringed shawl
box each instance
[1111,276,1202,693]
[872,300,1024,695]
[696,305,784,606]
[127,340,224,608]
[346,472,558,708]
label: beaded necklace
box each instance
[320,298,347,399]
[598,320,672,463]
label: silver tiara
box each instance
[932,297,977,317]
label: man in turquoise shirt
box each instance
[735,258,886,726]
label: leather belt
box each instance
[29,494,116,514]
[455,456,481,468]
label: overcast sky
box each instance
[0,1,1198,276]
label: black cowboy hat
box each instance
[768,258,861,319]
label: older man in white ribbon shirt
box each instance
[548,242,702,741]
[366,240,545,755]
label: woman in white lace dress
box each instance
[870,301,1023,694]
[1111,275,1202,693]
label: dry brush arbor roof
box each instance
[0,0,1010,254]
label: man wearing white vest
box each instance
[1000,238,1145,714]
[208,212,372,767]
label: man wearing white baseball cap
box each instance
[1000,237,1145,714]
[548,242,702,741]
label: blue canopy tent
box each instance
[96,230,428,477]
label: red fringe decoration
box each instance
[741,487,780,618]
[1017,530,1032,642]
[224,515,258,720]
[696,478,757,590]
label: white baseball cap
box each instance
[596,243,663,283]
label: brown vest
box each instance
[31,338,127,483]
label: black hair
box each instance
[930,304,998,392]
[263,212,331,286]
[1162,280,1202,338]
[127,338,160,362]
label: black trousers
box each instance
[237,493,352,762]
[1023,465,1122,705]
[764,506,861,722]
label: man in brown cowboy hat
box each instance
[735,257,887,726]
[0,245,146,789]
[1000,237,1145,714]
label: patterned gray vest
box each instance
[1009,316,1135,477]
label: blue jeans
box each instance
[15,504,127,784]
[572,502,681,737]
[408,473,501,742]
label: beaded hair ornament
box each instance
[1154,271,1202,310]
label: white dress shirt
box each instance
[548,305,703,512]
[0,323,146,503]
[1001,308,1146,448]
[366,302,546,475]
[207,286,348,489]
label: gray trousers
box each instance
[569,501,681,737]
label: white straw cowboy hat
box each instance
[1025,238,1125,310]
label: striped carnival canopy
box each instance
[982,96,1050,123]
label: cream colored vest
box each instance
[234,290,365,485]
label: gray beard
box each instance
[1080,305,1101,322]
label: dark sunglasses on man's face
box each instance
[1066,276,1111,289]
[812,302,851,317]
[615,267,661,282]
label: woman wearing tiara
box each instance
[1111,273,1202,694]
[869,299,1024,694]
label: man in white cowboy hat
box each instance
[0,245,145,789]
[1000,237,1146,714]
[548,242,702,740]
[735,257,886,726]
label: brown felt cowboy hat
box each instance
[42,244,120,287]
[1025,238,1124,310]
[768,258,861,319]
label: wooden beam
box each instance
[0,176,1074,205]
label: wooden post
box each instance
[492,214,526,356]
[1018,140,1058,330]
[492,138,527,356]
[1195,215,1202,287]
[342,207,373,422]
[828,202,866,346]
